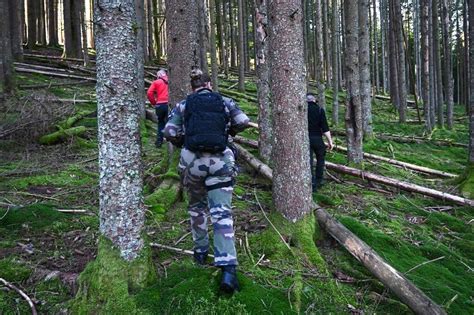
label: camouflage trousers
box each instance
[179,147,238,266]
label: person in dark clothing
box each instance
[147,69,169,147]
[307,93,334,192]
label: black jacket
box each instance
[307,102,329,136]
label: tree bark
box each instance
[432,0,444,128]
[27,0,38,48]
[237,0,246,92]
[165,0,200,106]
[146,0,154,60]
[135,0,146,118]
[268,0,313,221]
[441,0,454,129]
[8,0,23,61]
[1,0,14,94]
[394,0,407,122]
[47,0,58,46]
[94,0,145,260]
[359,0,372,137]
[38,0,46,45]
[209,0,219,90]
[421,0,432,132]
[469,0,474,163]
[255,0,271,163]
[344,0,363,163]
[198,0,209,73]
[314,0,326,107]
[331,0,339,126]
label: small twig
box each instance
[2,191,60,201]
[253,189,292,252]
[0,207,10,220]
[405,256,445,274]
[56,209,88,214]
[173,231,191,246]
[459,260,473,273]
[245,232,255,264]
[150,243,215,258]
[0,277,37,315]
[255,254,265,267]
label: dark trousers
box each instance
[155,104,168,144]
[309,135,326,190]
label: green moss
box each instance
[35,278,71,314]
[135,262,295,314]
[7,164,97,190]
[338,216,474,314]
[70,237,157,314]
[459,163,474,199]
[0,258,32,282]
[1,204,67,230]
[249,212,349,312]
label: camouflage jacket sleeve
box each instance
[224,97,250,136]
[163,101,186,145]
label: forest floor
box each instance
[0,55,473,314]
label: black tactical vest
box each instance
[184,90,229,153]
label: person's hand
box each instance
[327,142,334,151]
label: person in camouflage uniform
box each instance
[164,69,249,293]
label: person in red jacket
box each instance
[147,69,169,147]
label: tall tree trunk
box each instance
[315,0,325,107]
[27,0,38,48]
[229,0,236,69]
[152,0,159,59]
[442,0,454,129]
[331,0,339,126]
[394,0,407,122]
[72,0,83,56]
[80,2,90,67]
[421,0,432,132]
[469,0,474,163]
[9,0,24,60]
[135,0,146,117]
[373,0,379,93]
[95,0,146,260]
[323,0,331,82]
[1,0,14,95]
[255,0,271,163]
[209,0,219,90]
[47,0,58,46]
[216,0,225,67]
[198,0,209,73]
[359,0,372,137]
[165,0,200,106]
[268,0,313,220]
[237,0,246,92]
[222,0,230,76]
[38,0,46,45]
[433,0,444,127]
[344,0,363,163]
[463,0,469,111]
[388,0,400,111]
[146,0,154,59]
[429,4,437,126]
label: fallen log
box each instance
[374,94,416,105]
[325,162,474,207]
[15,67,96,82]
[331,130,468,148]
[19,80,94,89]
[334,146,457,178]
[24,53,96,64]
[39,126,87,145]
[58,110,96,129]
[145,109,158,123]
[233,143,273,180]
[233,144,446,315]
[233,135,258,148]
[315,209,447,315]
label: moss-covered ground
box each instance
[0,62,472,314]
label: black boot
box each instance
[220,265,239,293]
[193,251,208,265]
